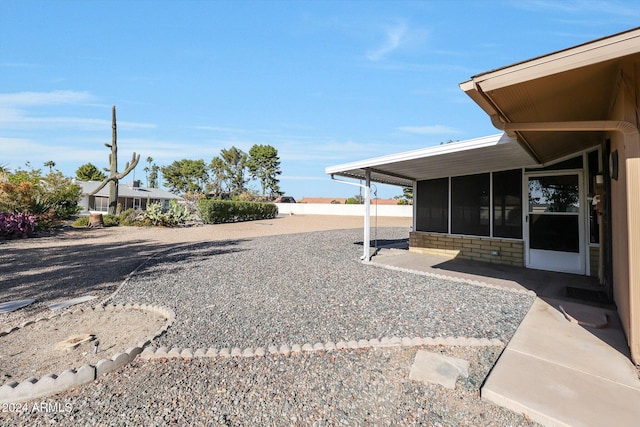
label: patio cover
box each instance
[325,133,537,186]
[460,27,640,164]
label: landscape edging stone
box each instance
[0,304,174,403]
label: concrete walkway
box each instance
[370,248,640,427]
[484,297,640,427]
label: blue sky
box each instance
[1,1,638,199]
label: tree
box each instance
[247,144,282,197]
[149,164,159,188]
[161,159,208,194]
[208,156,227,197]
[0,164,10,182]
[219,146,248,196]
[89,106,140,214]
[76,163,108,181]
[346,194,364,204]
[44,161,56,173]
[394,186,413,205]
[144,156,153,187]
[1,165,81,221]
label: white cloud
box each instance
[0,90,94,106]
[0,111,155,131]
[397,125,461,135]
[280,175,327,181]
[366,22,409,61]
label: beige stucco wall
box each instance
[609,60,639,364]
[589,246,600,278]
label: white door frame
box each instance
[524,169,586,274]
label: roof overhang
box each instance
[460,27,640,164]
[325,133,537,186]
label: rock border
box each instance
[139,336,504,361]
[0,303,175,403]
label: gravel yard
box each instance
[1,217,539,426]
[112,229,533,350]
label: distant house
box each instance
[298,197,400,205]
[298,197,346,204]
[77,180,182,214]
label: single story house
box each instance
[326,27,640,364]
[298,197,401,205]
[77,180,182,214]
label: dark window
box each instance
[529,215,580,252]
[451,173,490,236]
[416,178,448,233]
[525,156,583,172]
[493,169,522,238]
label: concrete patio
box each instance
[371,247,640,427]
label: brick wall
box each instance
[409,232,524,267]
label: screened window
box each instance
[451,173,490,236]
[493,169,522,238]
[94,196,109,212]
[416,178,448,233]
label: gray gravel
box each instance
[112,228,533,350]
[8,346,539,426]
[3,227,539,426]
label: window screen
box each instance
[493,169,522,238]
[451,173,490,236]
[416,178,448,233]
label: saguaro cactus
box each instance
[89,106,140,214]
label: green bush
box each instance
[72,216,89,227]
[198,200,278,224]
[118,208,138,226]
[71,213,119,227]
[136,201,192,227]
[103,214,120,227]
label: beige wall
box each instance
[609,60,640,364]
[589,246,599,278]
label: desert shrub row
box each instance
[72,201,192,228]
[198,200,278,224]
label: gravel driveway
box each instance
[2,219,539,426]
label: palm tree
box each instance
[44,160,56,173]
[144,156,154,187]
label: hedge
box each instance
[198,200,278,224]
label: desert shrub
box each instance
[0,212,36,238]
[166,200,192,225]
[136,201,192,227]
[0,181,35,213]
[71,214,119,227]
[118,208,139,226]
[197,200,278,224]
[103,214,120,227]
[42,171,82,219]
[0,167,81,231]
[72,216,90,227]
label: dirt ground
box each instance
[0,215,411,386]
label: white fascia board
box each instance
[472,28,640,92]
[325,133,507,175]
